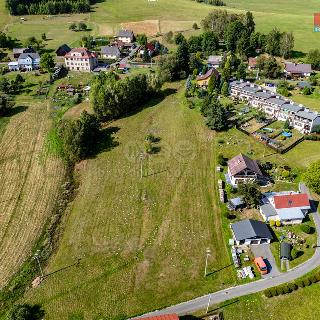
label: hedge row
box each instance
[264,272,320,298]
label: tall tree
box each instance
[303,161,320,194]
[225,20,244,52]
[206,97,227,131]
[265,28,282,56]
[174,32,185,45]
[244,11,255,35]
[238,182,262,208]
[236,61,247,80]
[280,32,294,58]
[201,31,219,55]
[176,40,190,75]
[306,49,320,70]
[40,53,55,73]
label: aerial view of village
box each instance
[0,0,320,319]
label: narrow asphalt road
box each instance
[136,188,320,318]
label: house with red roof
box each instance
[260,191,311,224]
[64,47,98,72]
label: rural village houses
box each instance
[196,67,220,87]
[284,62,312,78]
[227,153,264,186]
[8,49,40,71]
[64,47,98,72]
[230,80,320,134]
[117,29,135,43]
[260,192,311,225]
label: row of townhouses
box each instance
[230,80,320,134]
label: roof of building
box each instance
[242,85,260,93]
[278,208,306,220]
[118,29,134,38]
[273,193,310,209]
[146,42,155,52]
[266,97,288,106]
[208,55,223,64]
[56,44,71,54]
[280,242,291,259]
[281,103,304,113]
[296,110,320,121]
[285,62,312,74]
[196,67,220,81]
[248,57,257,68]
[139,314,179,320]
[254,90,274,100]
[260,203,278,218]
[64,47,97,59]
[18,52,40,60]
[227,153,263,177]
[101,45,120,56]
[231,219,273,241]
[230,80,248,88]
[297,81,311,89]
[229,197,244,207]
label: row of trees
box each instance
[201,10,294,59]
[192,0,225,6]
[90,72,162,120]
[6,0,91,15]
[0,32,15,49]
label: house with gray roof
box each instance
[278,102,304,124]
[231,219,273,245]
[294,110,320,133]
[208,54,224,68]
[118,29,134,43]
[18,52,40,71]
[284,62,312,78]
[101,45,121,60]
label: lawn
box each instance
[1,0,320,52]
[25,82,235,319]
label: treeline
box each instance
[6,0,91,15]
[90,72,162,120]
[201,10,294,58]
[192,0,225,6]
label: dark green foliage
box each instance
[0,94,13,116]
[236,62,247,80]
[283,119,290,129]
[201,31,219,55]
[221,81,229,97]
[217,154,226,166]
[136,34,147,46]
[0,32,14,48]
[174,33,185,45]
[265,28,282,56]
[78,22,87,31]
[288,283,298,291]
[296,279,305,288]
[191,0,225,6]
[256,55,282,79]
[291,247,299,260]
[225,20,245,52]
[40,53,55,73]
[302,161,320,194]
[238,181,262,208]
[91,72,162,120]
[176,40,190,74]
[303,278,311,287]
[6,0,91,15]
[301,224,312,234]
[264,289,273,298]
[302,86,313,95]
[306,49,320,70]
[58,111,100,163]
[204,95,227,131]
[188,35,203,53]
[7,303,45,320]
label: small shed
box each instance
[56,44,71,57]
[280,242,291,260]
[228,197,245,211]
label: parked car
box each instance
[254,256,268,275]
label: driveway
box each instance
[250,244,280,278]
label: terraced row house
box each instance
[230,80,320,134]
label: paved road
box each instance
[136,187,320,318]
[250,244,281,278]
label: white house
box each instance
[227,154,264,186]
[260,191,311,225]
[100,45,121,60]
[64,47,98,72]
[231,219,273,245]
[118,30,134,43]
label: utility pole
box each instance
[33,250,44,279]
[206,294,212,314]
[204,248,211,277]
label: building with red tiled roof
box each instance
[260,191,311,225]
[64,47,98,72]
[137,314,179,320]
[248,57,257,70]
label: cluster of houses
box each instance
[230,80,320,134]
[8,47,40,71]
[224,153,312,245]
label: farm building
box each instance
[101,45,121,59]
[231,219,273,245]
[56,44,71,57]
[118,29,135,43]
[284,62,312,78]
[227,154,264,186]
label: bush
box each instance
[275,220,281,227]
[264,289,273,298]
[288,283,298,291]
[282,285,291,294]
[276,286,284,295]
[315,272,320,281]
[303,278,311,287]
[310,275,318,283]
[291,247,299,260]
[296,279,305,288]
[301,224,312,234]
[217,154,227,166]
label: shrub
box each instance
[288,283,298,291]
[291,247,299,260]
[269,220,275,227]
[282,285,291,294]
[303,278,311,287]
[217,154,227,166]
[264,289,273,298]
[269,288,277,296]
[275,220,281,227]
[310,275,318,283]
[301,224,312,234]
[192,22,199,30]
[315,272,320,281]
[271,287,279,296]
[296,279,305,288]
[276,286,284,295]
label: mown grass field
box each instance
[1,0,320,52]
[0,92,65,287]
[25,83,235,319]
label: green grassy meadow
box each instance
[25,83,235,319]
